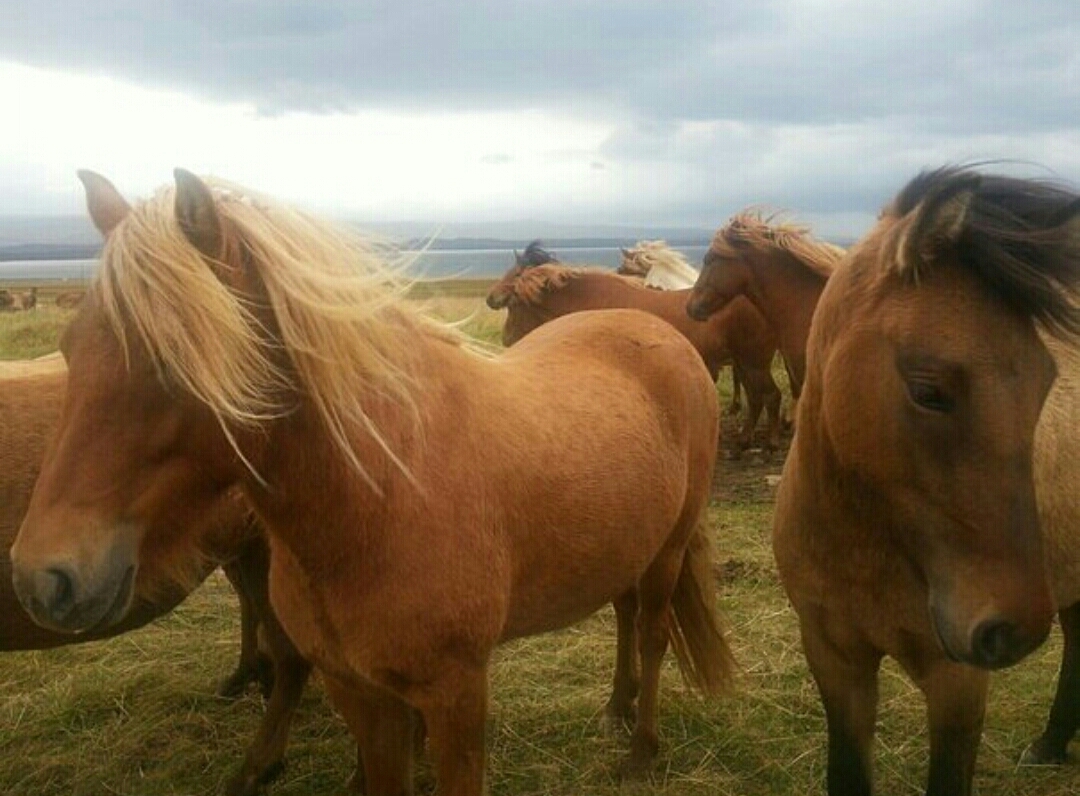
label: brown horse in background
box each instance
[774,166,1080,795]
[499,263,783,454]
[0,356,310,796]
[485,239,561,310]
[687,211,843,404]
[12,170,733,795]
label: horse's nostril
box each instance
[971,618,1022,668]
[34,567,76,623]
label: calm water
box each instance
[0,246,710,283]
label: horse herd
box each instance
[2,165,1080,796]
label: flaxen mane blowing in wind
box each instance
[13,169,735,796]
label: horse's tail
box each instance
[668,516,736,695]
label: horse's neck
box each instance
[747,253,826,336]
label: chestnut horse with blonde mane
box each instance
[12,170,734,795]
[687,211,844,403]
[0,356,310,796]
[495,263,783,454]
[775,166,1080,795]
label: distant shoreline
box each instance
[0,235,715,263]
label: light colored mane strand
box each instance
[714,209,845,279]
[623,240,699,289]
[95,179,457,485]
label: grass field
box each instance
[1,281,1078,795]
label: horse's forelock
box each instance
[511,264,581,306]
[886,166,1080,338]
[713,210,841,278]
[94,179,450,486]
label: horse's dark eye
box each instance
[907,380,953,412]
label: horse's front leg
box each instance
[324,675,417,795]
[906,655,987,796]
[418,664,489,796]
[798,608,881,796]
[1024,601,1080,764]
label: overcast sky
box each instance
[1,1,1078,240]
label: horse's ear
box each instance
[77,170,131,236]
[173,168,223,261]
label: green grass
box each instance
[1,280,1078,795]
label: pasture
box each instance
[0,281,1077,795]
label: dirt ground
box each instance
[712,406,789,503]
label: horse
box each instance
[14,287,37,311]
[772,165,1080,796]
[618,240,700,289]
[11,170,734,796]
[485,239,559,310]
[54,289,86,309]
[498,262,783,454]
[0,355,311,796]
[686,211,844,406]
[619,240,748,418]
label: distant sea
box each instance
[0,246,710,283]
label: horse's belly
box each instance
[499,518,672,640]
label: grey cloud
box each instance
[3,1,1079,229]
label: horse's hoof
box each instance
[602,704,636,735]
[225,758,286,796]
[1020,737,1069,766]
[217,669,255,699]
[217,657,275,699]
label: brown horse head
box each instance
[499,264,581,346]
[687,211,839,321]
[801,166,1080,669]
[10,170,254,633]
[485,240,558,309]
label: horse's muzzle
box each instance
[13,560,137,634]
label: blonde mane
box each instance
[622,241,699,289]
[95,179,463,485]
[713,210,845,279]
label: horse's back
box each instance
[462,308,719,637]
[502,307,715,405]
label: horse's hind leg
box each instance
[1024,601,1080,764]
[727,364,743,415]
[737,362,782,455]
[604,590,640,729]
[219,554,274,698]
[622,551,682,777]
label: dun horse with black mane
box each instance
[11,170,733,795]
[774,166,1080,795]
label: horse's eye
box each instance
[907,380,954,413]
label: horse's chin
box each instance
[928,600,1045,671]
[87,563,138,632]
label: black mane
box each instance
[516,240,559,267]
[894,165,1080,337]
